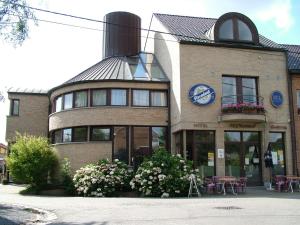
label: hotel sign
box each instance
[188,84,215,106]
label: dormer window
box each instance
[214,12,259,44]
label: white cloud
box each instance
[256,0,293,31]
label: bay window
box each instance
[90,127,111,141]
[151,91,167,106]
[55,96,62,112]
[62,128,72,143]
[63,93,73,110]
[73,127,88,142]
[92,89,107,106]
[133,90,149,106]
[74,91,88,108]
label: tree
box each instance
[0,0,37,46]
[7,134,58,191]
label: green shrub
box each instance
[73,159,133,197]
[130,148,202,197]
[6,134,58,192]
[61,158,76,195]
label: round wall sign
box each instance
[188,84,215,106]
[271,91,283,108]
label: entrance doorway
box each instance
[225,131,262,185]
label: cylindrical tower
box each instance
[102,11,141,58]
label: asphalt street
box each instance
[1,184,300,225]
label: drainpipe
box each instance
[285,51,298,176]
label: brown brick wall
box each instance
[53,142,112,172]
[6,94,49,142]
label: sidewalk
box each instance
[1,184,300,225]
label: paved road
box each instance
[1,184,300,225]
[0,204,38,225]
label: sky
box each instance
[0,0,299,144]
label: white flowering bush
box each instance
[130,149,202,197]
[73,159,133,197]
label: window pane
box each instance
[242,78,257,103]
[111,89,126,106]
[269,132,285,175]
[12,99,19,115]
[139,53,155,64]
[219,19,233,39]
[55,96,62,112]
[73,127,87,142]
[222,77,237,104]
[128,57,148,79]
[133,90,149,106]
[63,128,72,142]
[91,127,110,141]
[297,90,300,107]
[75,91,87,107]
[113,127,128,164]
[152,127,166,151]
[145,64,165,79]
[54,130,62,144]
[64,93,73,110]
[92,90,107,106]
[238,20,252,41]
[243,132,259,142]
[133,127,150,169]
[151,91,167,106]
[225,132,241,142]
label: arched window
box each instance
[214,12,259,44]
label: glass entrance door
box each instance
[225,131,261,185]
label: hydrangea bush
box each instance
[130,149,202,197]
[73,159,132,197]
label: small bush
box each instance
[73,159,133,197]
[6,134,58,192]
[61,158,76,195]
[2,179,9,185]
[130,148,202,197]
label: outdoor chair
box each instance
[274,175,288,192]
[234,177,247,193]
[204,177,216,194]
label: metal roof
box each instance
[7,87,48,95]
[64,52,169,85]
[280,44,300,72]
[154,13,281,48]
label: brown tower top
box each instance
[102,11,141,59]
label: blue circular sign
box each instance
[188,84,215,106]
[271,91,283,108]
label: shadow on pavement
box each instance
[50,222,109,225]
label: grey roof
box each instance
[64,53,169,85]
[8,87,48,95]
[154,13,281,48]
[280,44,300,72]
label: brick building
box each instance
[6,11,299,185]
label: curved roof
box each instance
[64,52,169,85]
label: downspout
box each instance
[168,82,171,153]
[285,51,298,175]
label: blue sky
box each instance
[0,0,299,144]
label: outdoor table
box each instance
[285,176,300,193]
[218,176,237,195]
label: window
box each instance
[133,90,149,106]
[73,127,88,142]
[52,130,62,144]
[215,13,259,44]
[127,57,148,79]
[10,99,19,116]
[140,53,166,80]
[111,89,127,106]
[151,91,167,106]
[151,127,167,151]
[92,89,107,106]
[63,93,73,110]
[62,128,72,143]
[269,132,285,175]
[55,96,62,112]
[74,91,88,108]
[297,90,300,114]
[90,127,111,141]
[222,76,257,106]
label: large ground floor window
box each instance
[186,130,216,178]
[225,131,262,185]
[269,132,286,175]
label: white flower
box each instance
[180,160,184,163]
[146,189,151,195]
[175,190,180,193]
[114,159,119,162]
[161,163,164,167]
[149,176,153,180]
[161,192,169,198]
[148,181,152,185]
[177,154,182,157]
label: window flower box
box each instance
[222,103,265,114]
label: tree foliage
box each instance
[0,0,37,46]
[7,134,58,190]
